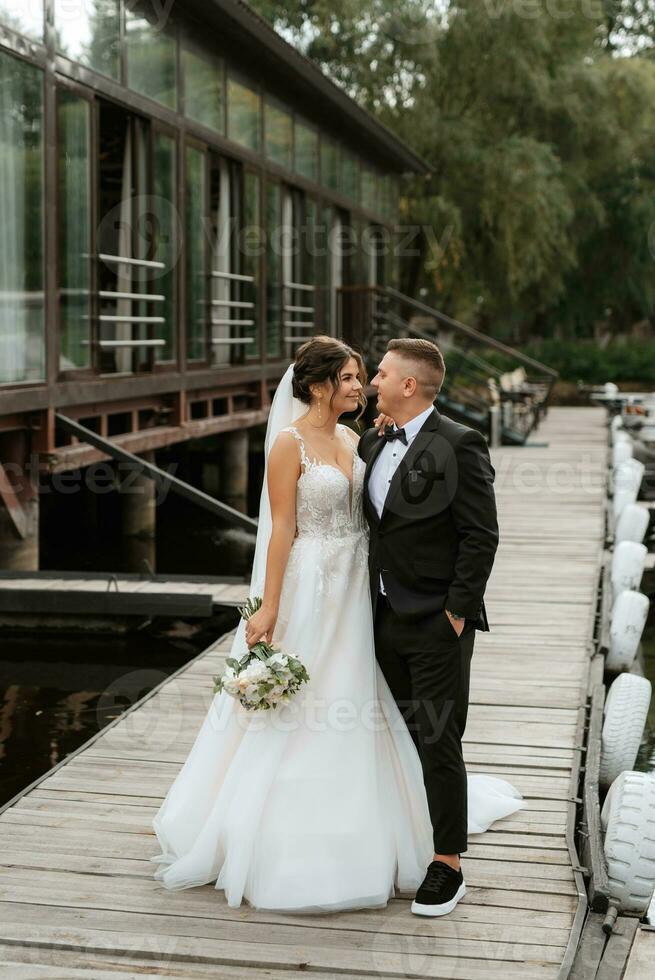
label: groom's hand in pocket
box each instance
[445,609,465,637]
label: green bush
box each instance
[487,340,655,385]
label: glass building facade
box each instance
[0,0,410,390]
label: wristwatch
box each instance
[446,610,465,622]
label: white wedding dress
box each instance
[150,408,525,912]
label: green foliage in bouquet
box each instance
[212,596,309,710]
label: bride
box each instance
[150,335,524,914]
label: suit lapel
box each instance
[380,408,441,524]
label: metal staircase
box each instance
[338,286,558,445]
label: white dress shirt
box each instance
[368,404,435,595]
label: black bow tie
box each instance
[383,426,408,446]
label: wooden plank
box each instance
[0,867,578,914]
[0,947,440,980]
[0,922,567,974]
[0,852,578,894]
[0,899,576,939]
[0,406,608,978]
[0,589,213,617]
[0,901,572,952]
[623,926,655,980]
[596,916,640,980]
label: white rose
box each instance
[243,662,269,683]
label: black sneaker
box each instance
[411,859,466,917]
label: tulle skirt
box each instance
[150,533,525,911]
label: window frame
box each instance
[55,75,97,382]
[0,45,47,390]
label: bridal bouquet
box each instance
[213,596,309,710]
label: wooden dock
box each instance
[0,572,250,619]
[0,406,609,978]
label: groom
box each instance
[358,337,499,917]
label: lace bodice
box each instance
[280,424,368,540]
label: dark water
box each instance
[38,439,262,576]
[0,613,239,810]
[2,438,258,809]
[1,415,374,810]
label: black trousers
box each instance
[374,593,475,855]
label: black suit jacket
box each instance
[358,408,499,631]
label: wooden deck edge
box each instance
[582,677,611,913]
[558,700,590,980]
[559,441,610,978]
[0,571,246,584]
[562,413,627,979]
[0,628,235,820]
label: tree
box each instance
[251,0,655,340]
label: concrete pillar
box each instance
[221,429,249,514]
[0,432,39,571]
[202,459,222,498]
[120,450,156,572]
[0,495,39,571]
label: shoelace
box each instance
[423,862,458,891]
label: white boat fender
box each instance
[606,590,650,672]
[612,488,637,520]
[615,503,649,545]
[612,441,633,467]
[601,770,655,914]
[611,541,647,592]
[613,458,645,493]
[599,674,651,788]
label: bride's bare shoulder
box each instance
[271,425,300,452]
[270,428,302,457]
[268,431,302,483]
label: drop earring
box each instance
[317,397,323,422]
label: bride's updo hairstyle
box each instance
[292,335,368,424]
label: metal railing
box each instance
[93,252,168,367]
[338,285,558,445]
[55,414,258,532]
[208,270,256,357]
[283,280,316,346]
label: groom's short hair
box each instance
[387,338,445,399]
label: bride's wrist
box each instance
[261,598,279,614]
